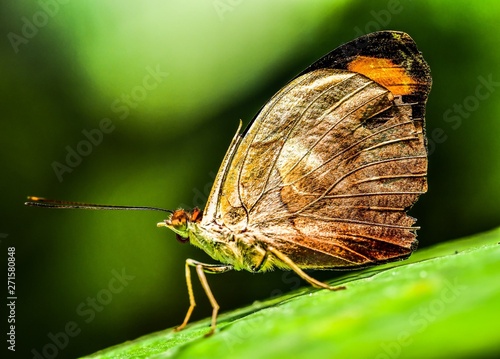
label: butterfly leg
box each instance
[176,259,233,336]
[267,246,346,291]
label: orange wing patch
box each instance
[347,56,417,95]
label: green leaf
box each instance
[83,228,500,359]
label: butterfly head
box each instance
[157,207,203,243]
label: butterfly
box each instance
[26,31,431,336]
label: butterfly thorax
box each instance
[159,208,270,272]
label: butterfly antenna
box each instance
[25,196,173,213]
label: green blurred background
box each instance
[2,0,500,357]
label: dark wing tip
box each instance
[299,31,431,117]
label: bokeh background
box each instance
[2,0,500,357]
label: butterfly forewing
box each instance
[204,31,431,269]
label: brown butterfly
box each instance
[26,31,431,336]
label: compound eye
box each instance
[169,210,189,231]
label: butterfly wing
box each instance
[204,31,431,269]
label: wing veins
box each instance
[352,173,426,185]
[290,155,427,215]
[264,119,416,201]
[279,120,415,190]
[274,234,372,263]
[245,73,358,213]
[359,135,420,153]
[235,74,316,213]
[263,212,417,230]
[281,190,425,199]
[276,88,388,184]
[323,191,425,198]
